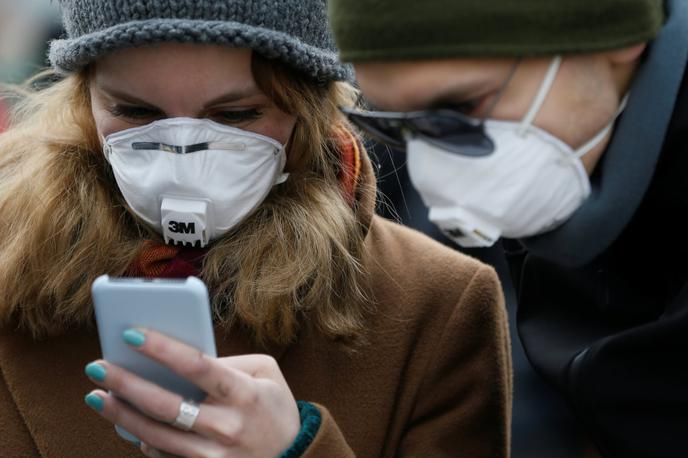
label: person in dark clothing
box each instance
[329,0,688,456]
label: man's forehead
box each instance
[353,58,512,111]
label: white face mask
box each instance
[104,117,288,248]
[407,56,628,248]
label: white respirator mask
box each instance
[104,117,288,248]
[407,56,628,248]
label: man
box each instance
[329,1,688,457]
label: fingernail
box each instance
[117,426,141,445]
[84,362,107,382]
[84,393,104,412]
[123,328,146,347]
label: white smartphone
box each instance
[91,275,217,441]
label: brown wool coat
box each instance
[0,152,512,457]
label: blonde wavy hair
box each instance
[0,53,372,347]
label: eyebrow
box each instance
[98,86,157,108]
[425,81,493,110]
[202,87,262,108]
[427,60,521,111]
[97,84,263,109]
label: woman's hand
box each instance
[83,328,301,458]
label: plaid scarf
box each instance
[125,127,362,278]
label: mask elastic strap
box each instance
[517,55,562,136]
[274,142,290,184]
[101,135,113,163]
[573,93,630,159]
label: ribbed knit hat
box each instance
[49,0,352,83]
[329,0,666,62]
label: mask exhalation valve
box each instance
[161,197,209,248]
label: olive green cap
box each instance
[329,0,666,62]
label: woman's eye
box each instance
[212,109,262,124]
[109,105,161,120]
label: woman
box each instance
[0,1,512,457]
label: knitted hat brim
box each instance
[49,19,354,83]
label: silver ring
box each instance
[171,399,200,431]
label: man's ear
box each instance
[606,43,648,65]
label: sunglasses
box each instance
[341,107,495,157]
[341,58,522,157]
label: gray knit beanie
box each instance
[49,0,352,83]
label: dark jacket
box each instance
[514,1,688,456]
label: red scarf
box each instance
[124,127,362,278]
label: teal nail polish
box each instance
[123,328,146,347]
[84,393,104,412]
[116,426,141,444]
[84,362,106,382]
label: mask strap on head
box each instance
[572,93,630,159]
[517,55,562,136]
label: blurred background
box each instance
[0,0,61,131]
[0,0,61,83]
[0,2,594,456]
